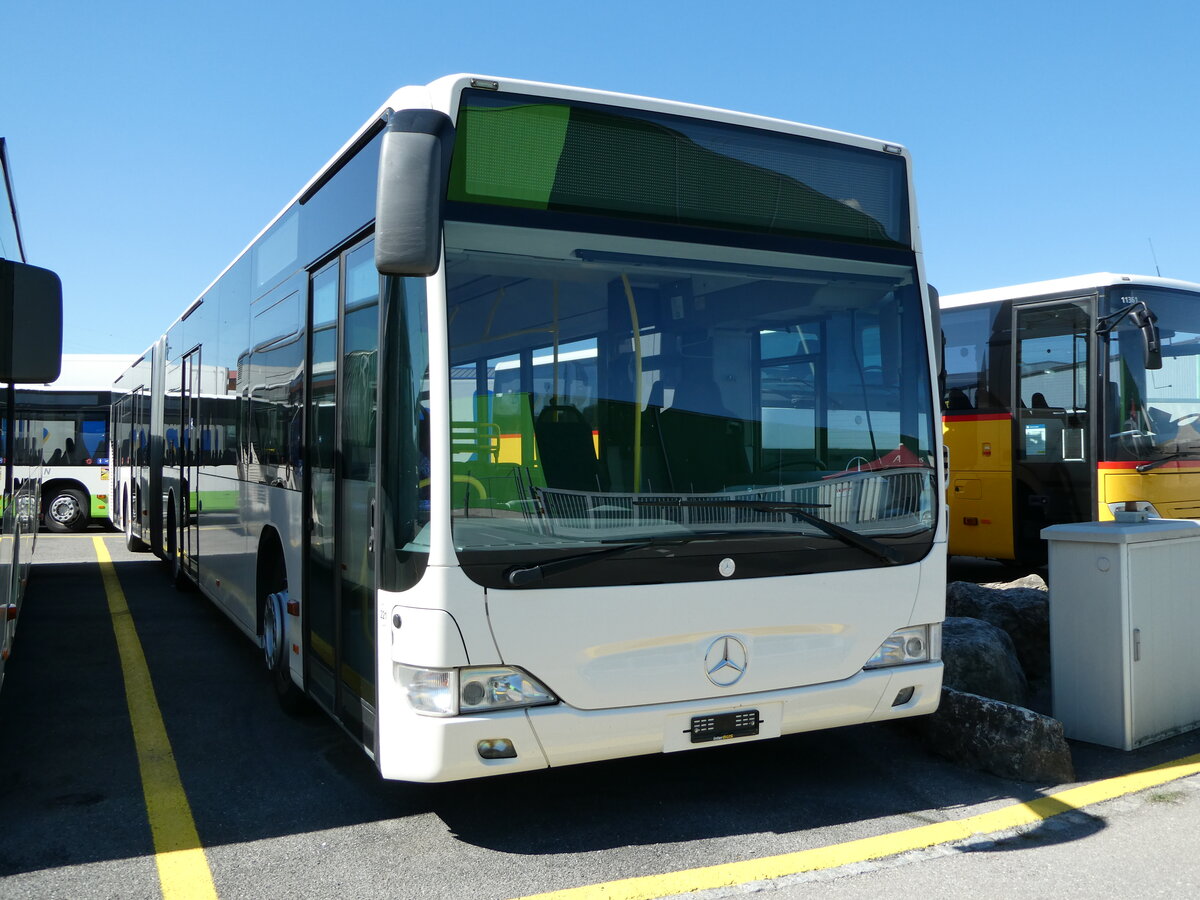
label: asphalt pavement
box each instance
[2,531,1199,900]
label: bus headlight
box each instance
[395,664,558,716]
[864,624,941,669]
[459,667,556,713]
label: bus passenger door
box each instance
[304,238,379,746]
[1012,300,1093,560]
[179,347,201,579]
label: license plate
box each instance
[689,709,761,743]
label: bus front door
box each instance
[179,347,200,580]
[1012,299,1094,561]
[304,239,379,748]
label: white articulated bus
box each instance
[111,75,945,782]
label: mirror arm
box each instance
[1096,300,1162,370]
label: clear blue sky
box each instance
[4,1,1198,355]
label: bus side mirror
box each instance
[0,258,63,383]
[1130,305,1162,370]
[375,109,454,277]
[927,283,945,389]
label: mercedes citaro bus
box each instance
[112,75,944,782]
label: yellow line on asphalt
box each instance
[515,751,1200,900]
[94,536,218,900]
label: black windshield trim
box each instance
[466,527,934,591]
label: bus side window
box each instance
[945,388,971,410]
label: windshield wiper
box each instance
[634,498,904,566]
[505,540,653,586]
[1136,449,1200,473]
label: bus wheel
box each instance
[166,500,193,591]
[124,493,149,552]
[260,554,307,714]
[44,488,88,533]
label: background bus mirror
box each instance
[1131,305,1162,370]
[0,259,63,383]
[375,110,454,277]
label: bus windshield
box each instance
[1106,286,1200,462]
[10,390,112,466]
[443,224,936,582]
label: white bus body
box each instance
[112,75,945,781]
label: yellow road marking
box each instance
[94,536,218,900]
[515,751,1200,900]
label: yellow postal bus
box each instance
[941,272,1200,563]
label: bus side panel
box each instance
[195,466,252,627]
[1098,465,1200,520]
[90,483,109,520]
[944,413,1015,559]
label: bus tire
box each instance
[44,488,89,533]
[166,499,193,591]
[125,526,149,553]
[260,548,307,714]
[124,493,149,552]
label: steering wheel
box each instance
[1171,412,1200,427]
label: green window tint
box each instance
[450,102,570,209]
[448,90,909,247]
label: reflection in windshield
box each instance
[443,226,936,558]
[1107,287,1200,461]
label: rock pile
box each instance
[918,573,1075,782]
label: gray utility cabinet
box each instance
[1042,518,1200,751]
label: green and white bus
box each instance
[112,75,945,782]
[13,354,137,532]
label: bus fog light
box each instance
[892,686,915,706]
[477,738,518,760]
[864,624,940,669]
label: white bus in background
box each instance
[14,354,137,532]
[111,75,945,782]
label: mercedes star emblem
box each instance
[704,635,748,687]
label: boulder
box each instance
[946,580,1050,679]
[921,687,1075,783]
[941,616,1028,706]
[982,573,1048,592]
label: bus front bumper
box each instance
[374,661,942,783]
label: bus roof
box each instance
[940,272,1200,309]
[163,74,913,339]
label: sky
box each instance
[3,0,1198,356]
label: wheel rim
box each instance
[49,494,81,526]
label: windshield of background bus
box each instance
[1108,287,1200,460]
